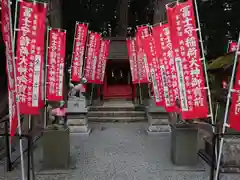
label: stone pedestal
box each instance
[42,127,70,170]
[66,97,91,135]
[146,97,170,134]
[220,138,240,172]
[204,136,240,173]
[171,124,198,166]
[67,115,90,135]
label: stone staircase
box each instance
[88,100,147,123]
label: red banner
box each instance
[35,3,47,109]
[142,35,165,107]
[152,24,177,112]
[101,40,110,83]
[95,39,110,84]
[84,32,101,83]
[228,52,240,131]
[46,29,66,101]
[1,0,19,138]
[15,1,47,114]
[126,39,139,84]
[135,26,150,83]
[71,23,88,82]
[167,1,208,119]
[227,41,238,53]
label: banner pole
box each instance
[4,119,12,171]
[11,0,25,180]
[83,31,90,106]
[139,83,143,104]
[27,115,35,180]
[82,29,90,75]
[90,84,94,105]
[28,115,35,180]
[226,40,230,53]
[193,0,215,131]
[2,0,13,170]
[193,0,218,164]
[69,22,78,83]
[214,33,240,180]
[12,0,26,179]
[137,58,143,105]
[214,102,219,126]
[44,27,50,129]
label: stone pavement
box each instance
[0,123,239,180]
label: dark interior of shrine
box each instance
[106,60,131,85]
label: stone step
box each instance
[88,116,147,123]
[87,111,146,117]
[89,106,143,111]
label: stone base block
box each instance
[42,128,70,170]
[67,114,86,118]
[146,98,166,113]
[171,126,198,166]
[68,125,91,136]
[148,118,169,125]
[221,138,240,172]
[67,118,88,126]
[66,98,87,114]
[146,125,171,135]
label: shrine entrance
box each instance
[103,60,134,100]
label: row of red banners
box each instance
[1,0,67,137]
[127,0,209,120]
[1,0,110,138]
[70,23,110,84]
[2,0,240,136]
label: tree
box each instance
[199,0,240,59]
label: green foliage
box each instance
[207,53,234,70]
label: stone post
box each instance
[146,97,170,134]
[66,96,91,135]
[145,0,177,134]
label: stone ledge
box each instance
[222,138,240,169]
[202,133,240,173]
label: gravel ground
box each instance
[0,122,239,180]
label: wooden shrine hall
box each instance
[87,37,149,105]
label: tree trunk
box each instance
[154,0,176,24]
[117,0,128,37]
[49,0,62,28]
